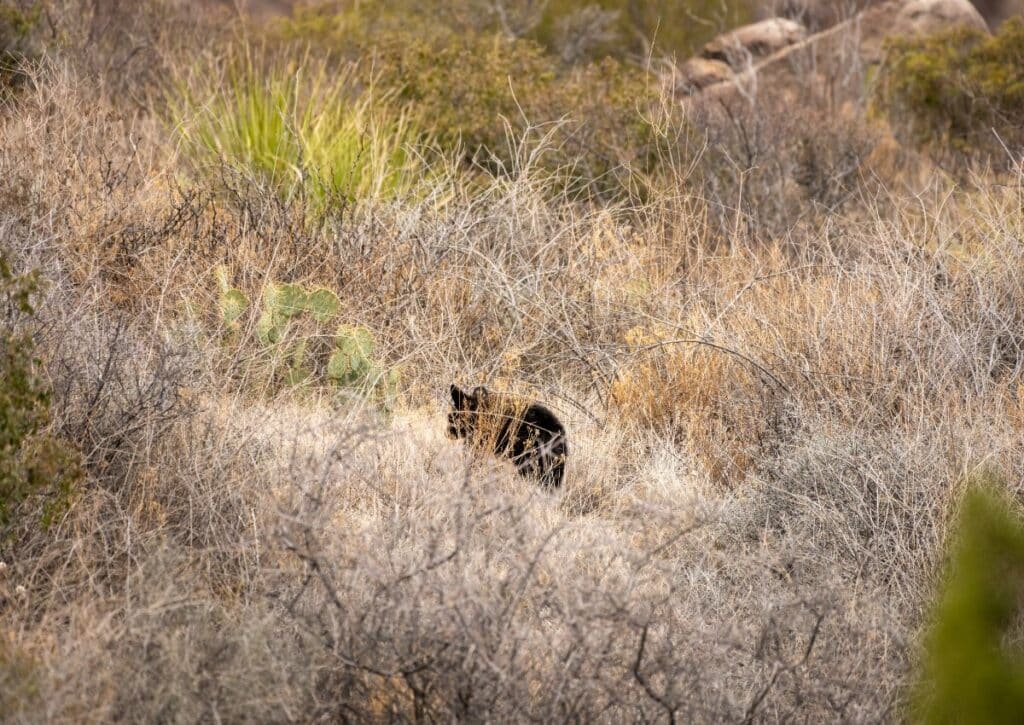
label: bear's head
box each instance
[447,384,489,440]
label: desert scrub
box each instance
[168,45,431,213]
[532,0,754,63]
[876,17,1024,169]
[0,257,80,532]
[610,324,791,485]
[0,633,40,718]
[280,0,754,64]
[275,9,669,199]
[374,33,665,199]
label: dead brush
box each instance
[611,334,791,485]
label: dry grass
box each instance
[1,3,1023,721]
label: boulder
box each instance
[687,0,991,100]
[893,0,989,34]
[859,0,989,62]
[701,18,808,68]
[675,58,735,94]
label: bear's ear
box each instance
[450,384,468,408]
[472,386,489,404]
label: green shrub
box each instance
[168,46,431,213]
[0,1,44,98]
[275,4,687,199]
[533,0,754,63]
[877,18,1024,167]
[281,0,753,63]
[334,29,663,197]
[0,257,80,532]
[911,476,1024,723]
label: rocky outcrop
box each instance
[701,18,808,67]
[678,0,990,100]
[759,0,1018,31]
[675,58,735,93]
[859,0,988,62]
[892,0,989,33]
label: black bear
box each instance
[446,385,567,489]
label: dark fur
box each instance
[447,385,568,489]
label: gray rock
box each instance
[686,0,991,99]
[676,58,735,94]
[860,0,988,62]
[701,18,808,68]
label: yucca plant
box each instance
[168,45,430,212]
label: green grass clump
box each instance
[877,18,1024,168]
[169,47,429,212]
[912,475,1024,723]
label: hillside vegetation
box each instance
[1,0,1023,721]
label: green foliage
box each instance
[215,266,249,330]
[281,0,752,63]
[0,256,80,531]
[912,476,1024,723]
[275,4,682,199]
[384,33,661,196]
[168,46,430,213]
[877,18,1024,166]
[0,1,43,98]
[533,0,754,62]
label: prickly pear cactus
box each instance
[256,310,282,345]
[215,272,397,406]
[257,283,305,345]
[256,283,341,344]
[215,266,249,329]
[327,325,400,409]
[220,290,248,326]
[284,338,312,386]
[327,325,376,387]
[272,283,309,317]
[302,288,341,322]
